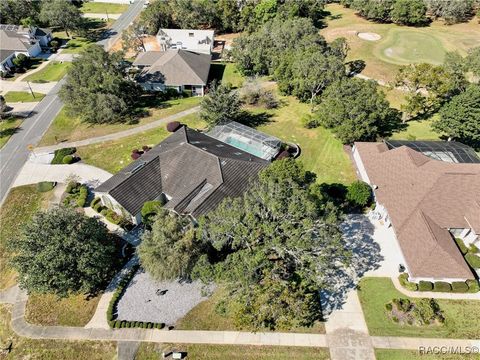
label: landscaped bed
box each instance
[358,277,480,338]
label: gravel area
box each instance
[116,270,214,325]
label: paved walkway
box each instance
[0,80,57,94]
[84,13,122,20]
[85,257,139,330]
[391,276,480,300]
[34,106,201,153]
[325,290,376,360]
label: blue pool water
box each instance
[226,137,264,159]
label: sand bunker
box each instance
[358,32,381,41]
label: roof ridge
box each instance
[176,50,205,83]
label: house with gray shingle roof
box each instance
[132,49,211,96]
[0,24,50,72]
[352,140,480,283]
[95,125,270,224]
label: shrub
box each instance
[301,114,316,128]
[455,238,469,255]
[385,303,392,311]
[418,281,433,292]
[451,281,469,293]
[470,244,479,254]
[100,209,108,216]
[131,152,141,160]
[52,147,76,164]
[114,321,120,329]
[106,265,139,328]
[413,299,443,325]
[49,39,59,50]
[465,253,480,269]
[346,181,372,208]
[466,279,480,293]
[167,121,181,132]
[433,282,451,292]
[76,185,88,207]
[398,273,417,291]
[62,155,75,164]
[142,145,151,152]
[36,181,55,193]
[66,181,80,194]
[141,200,163,225]
[91,197,101,209]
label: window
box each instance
[188,32,194,37]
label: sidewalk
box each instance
[34,106,201,153]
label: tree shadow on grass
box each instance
[320,214,383,318]
[208,63,226,85]
[236,110,273,128]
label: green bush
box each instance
[62,155,75,164]
[91,197,101,208]
[346,180,372,208]
[66,181,80,194]
[466,279,480,293]
[141,200,163,225]
[52,147,76,164]
[465,253,480,269]
[36,181,55,193]
[451,281,469,293]
[455,238,469,255]
[433,282,451,292]
[398,273,417,291]
[418,281,433,292]
[76,186,88,207]
[385,303,392,311]
[470,244,479,253]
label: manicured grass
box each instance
[0,304,117,360]
[0,117,22,149]
[24,61,71,83]
[255,92,357,185]
[390,119,441,141]
[81,1,129,14]
[25,293,101,327]
[63,37,97,54]
[321,4,480,82]
[358,277,480,338]
[77,113,206,173]
[222,63,245,88]
[39,96,201,146]
[136,343,330,360]
[0,185,53,290]
[3,91,45,103]
[176,288,325,334]
[375,349,479,360]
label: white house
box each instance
[156,29,214,54]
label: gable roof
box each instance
[95,127,269,218]
[133,50,211,86]
[0,26,33,52]
[354,141,479,280]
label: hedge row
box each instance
[107,264,138,326]
[111,320,165,329]
[399,274,480,293]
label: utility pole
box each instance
[106,9,109,22]
[26,80,35,99]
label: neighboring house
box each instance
[0,24,51,72]
[132,49,211,95]
[157,29,214,54]
[95,125,270,224]
[352,140,480,283]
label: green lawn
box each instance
[222,63,246,88]
[0,117,22,149]
[3,91,45,103]
[77,113,206,173]
[390,119,441,141]
[0,185,53,290]
[81,1,128,13]
[62,37,97,54]
[256,93,356,185]
[358,277,480,338]
[321,4,480,82]
[375,349,480,360]
[25,293,101,327]
[39,96,201,146]
[0,304,117,360]
[24,61,71,83]
[176,288,325,334]
[136,343,330,360]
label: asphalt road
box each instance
[0,0,146,207]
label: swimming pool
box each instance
[225,136,265,159]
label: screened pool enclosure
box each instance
[207,121,282,161]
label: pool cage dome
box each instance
[207,121,282,161]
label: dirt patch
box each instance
[358,32,381,41]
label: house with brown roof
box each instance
[132,49,211,96]
[352,141,480,283]
[95,125,271,224]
